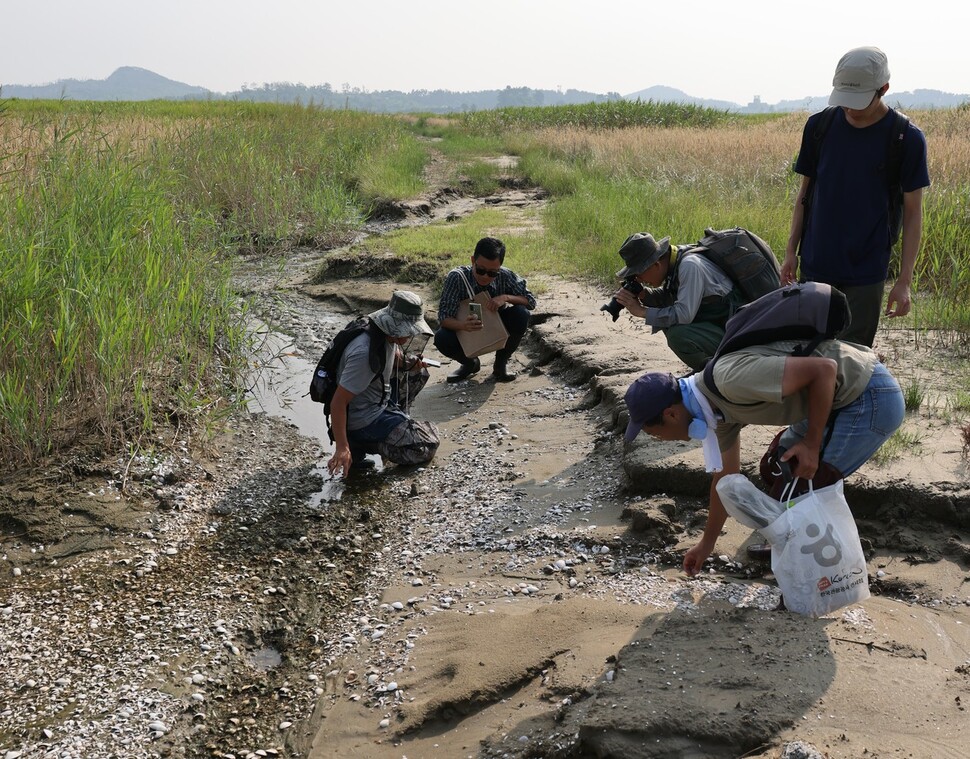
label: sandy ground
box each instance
[2,173,969,759]
[300,273,970,759]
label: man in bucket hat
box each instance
[623,333,904,576]
[782,46,930,348]
[326,291,439,478]
[609,232,741,370]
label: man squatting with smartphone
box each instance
[434,236,537,383]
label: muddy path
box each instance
[2,158,970,759]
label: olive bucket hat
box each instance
[368,291,433,339]
[615,233,672,278]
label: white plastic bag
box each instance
[716,473,787,529]
[760,480,870,617]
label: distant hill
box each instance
[3,67,967,112]
[624,85,740,112]
[1,66,210,101]
[225,83,621,112]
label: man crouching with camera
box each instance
[605,232,740,371]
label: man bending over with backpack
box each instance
[326,291,439,478]
[623,332,904,576]
[609,232,744,371]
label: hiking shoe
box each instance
[447,358,480,383]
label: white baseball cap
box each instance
[829,46,890,109]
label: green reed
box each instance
[458,100,739,132]
[0,100,428,470]
[0,124,238,467]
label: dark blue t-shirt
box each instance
[794,107,929,286]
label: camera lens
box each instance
[600,298,624,321]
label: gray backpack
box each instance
[702,282,851,402]
[682,227,782,303]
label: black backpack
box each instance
[701,281,851,402]
[799,106,910,247]
[309,317,388,438]
[680,226,782,303]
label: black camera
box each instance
[601,277,644,321]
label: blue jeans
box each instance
[780,363,904,477]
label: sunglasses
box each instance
[474,265,501,278]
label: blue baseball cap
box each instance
[624,372,679,441]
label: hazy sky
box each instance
[4,1,969,103]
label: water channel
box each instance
[244,320,377,504]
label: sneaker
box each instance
[746,543,772,562]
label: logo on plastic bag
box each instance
[817,568,866,595]
[799,521,843,567]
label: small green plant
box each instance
[456,159,502,196]
[871,429,925,465]
[903,376,926,412]
[951,390,970,414]
[962,422,970,459]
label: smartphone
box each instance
[468,302,483,320]
[423,358,441,367]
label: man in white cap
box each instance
[782,46,930,347]
[326,291,438,477]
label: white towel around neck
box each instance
[680,375,723,473]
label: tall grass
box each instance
[166,104,428,250]
[0,100,429,471]
[0,115,244,468]
[506,116,800,281]
[458,100,740,131]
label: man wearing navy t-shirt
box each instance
[782,46,930,347]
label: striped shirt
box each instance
[437,265,537,320]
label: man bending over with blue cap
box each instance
[623,337,905,575]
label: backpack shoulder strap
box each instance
[808,106,838,174]
[798,107,838,250]
[660,245,694,296]
[886,110,910,186]
[364,320,388,376]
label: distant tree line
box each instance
[214,83,623,113]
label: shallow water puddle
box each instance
[251,646,282,670]
[246,324,332,443]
